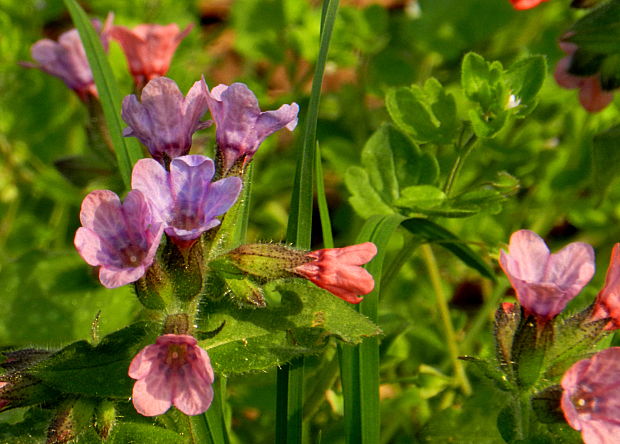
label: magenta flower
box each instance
[554,40,614,113]
[74,189,164,288]
[561,347,620,444]
[131,155,242,247]
[590,244,620,330]
[205,83,299,172]
[27,14,113,101]
[293,242,377,304]
[110,23,192,88]
[129,334,214,416]
[122,77,211,163]
[499,230,595,321]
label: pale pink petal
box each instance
[554,57,582,90]
[74,227,104,267]
[128,344,160,379]
[545,242,595,291]
[172,368,214,416]
[132,376,173,417]
[131,158,172,222]
[99,265,146,289]
[501,230,550,282]
[579,78,614,113]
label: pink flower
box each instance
[122,77,211,163]
[110,23,192,88]
[27,14,113,101]
[590,244,620,330]
[510,0,550,9]
[74,189,164,288]
[293,242,377,304]
[205,83,299,173]
[561,347,620,444]
[131,155,242,247]
[554,40,614,113]
[499,230,595,321]
[128,334,214,416]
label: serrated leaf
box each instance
[197,280,381,374]
[345,166,395,218]
[386,78,457,143]
[31,322,159,398]
[401,218,495,280]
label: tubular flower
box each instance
[499,230,595,321]
[510,0,549,9]
[561,347,620,444]
[590,243,620,330]
[122,77,211,163]
[129,334,214,416]
[554,40,614,113]
[74,189,164,288]
[293,242,378,304]
[110,23,192,88]
[131,155,242,247]
[27,14,113,101]
[205,82,299,173]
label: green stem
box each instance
[421,244,472,395]
[443,128,477,197]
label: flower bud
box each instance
[221,243,309,280]
[47,398,95,444]
[94,400,116,440]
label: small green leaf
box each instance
[401,218,495,281]
[386,78,457,143]
[568,0,620,54]
[345,166,395,218]
[394,185,447,211]
[504,56,546,116]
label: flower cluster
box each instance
[496,229,620,443]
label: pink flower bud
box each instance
[128,334,214,416]
[499,230,595,321]
[590,244,620,330]
[510,0,550,9]
[293,242,378,304]
[110,23,192,88]
[561,347,620,444]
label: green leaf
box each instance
[568,0,620,54]
[110,423,186,444]
[31,322,159,398]
[386,78,457,143]
[504,56,546,109]
[345,124,439,218]
[394,185,447,212]
[198,279,380,375]
[401,218,495,281]
[64,0,143,189]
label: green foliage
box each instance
[199,280,381,375]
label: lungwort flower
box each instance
[499,229,595,321]
[205,83,299,173]
[131,155,242,247]
[110,23,192,88]
[129,334,214,416]
[590,243,620,330]
[561,347,620,444]
[27,14,113,101]
[122,77,211,163]
[293,242,377,304]
[74,189,164,288]
[554,39,614,113]
[510,0,550,9]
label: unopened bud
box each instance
[94,400,116,439]
[47,398,95,444]
[163,313,191,335]
[494,302,520,372]
[134,262,168,310]
[225,276,266,307]
[162,236,204,302]
[220,243,309,280]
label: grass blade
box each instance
[64,0,143,189]
[340,214,404,444]
[278,1,340,443]
[316,143,334,249]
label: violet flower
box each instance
[131,155,242,247]
[554,40,614,113]
[129,334,214,416]
[293,242,377,304]
[590,243,620,330]
[27,14,113,101]
[205,83,299,173]
[561,347,620,444]
[499,229,595,321]
[74,189,164,288]
[122,77,211,163]
[110,23,192,88]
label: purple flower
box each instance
[27,14,113,101]
[561,347,620,444]
[499,229,595,321]
[131,155,242,247]
[129,334,214,416]
[122,77,211,163]
[205,83,299,172]
[74,189,164,288]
